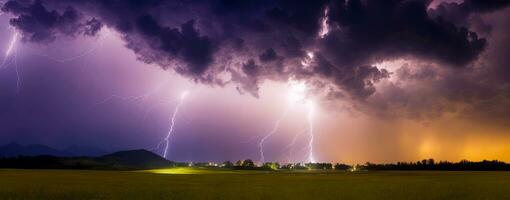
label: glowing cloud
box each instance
[318,6,329,38]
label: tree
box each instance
[334,163,350,170]
[292,163,308,170]
[222,161,233,168]
[427,158,435,166]
[280,163,293,170]
[242,159,255,168]
[262,162,280,170]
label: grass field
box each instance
[1,168,509,200]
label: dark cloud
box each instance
[339,65,390,99]
[323,0,486,67]
[322,4,510,122]
[242,59,259,76]
[463,0,510,13]
[1,0,101,42]
[306,53,390,99]
[230,59,260,98]
[1,0,509,120]
[259,48,278,63]
[83,18,103,36]
[132,14,215,76]
[429,0,510,27]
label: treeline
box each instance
[3,155,510,171]
[193,159,510,171]
[363,159,510,171]
[189,159,351,170]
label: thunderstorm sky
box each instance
[1,0,510,164]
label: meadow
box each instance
[0,168,509,199]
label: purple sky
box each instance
[1,0,510,163]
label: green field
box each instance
[1,168,509,200]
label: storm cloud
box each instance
[2,0,509,120]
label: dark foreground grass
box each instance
[1,168,509,200]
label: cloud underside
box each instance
[2,0,510,121]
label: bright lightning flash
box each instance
[287,81,307,107]
[282,81,318,163]
[306,100,316,163]
[1,32,21,93]
[259,108,290,163]
[2,32,18,66]
[2,28,110,93]
[258,81,307,163]
[161,91,189,159]
[301,51,314,68]
[318,6,329,38]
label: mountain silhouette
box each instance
[0,148,173,170]
[98,149,172,169]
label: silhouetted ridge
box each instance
[0,149,173,170]
[98,149,172,169]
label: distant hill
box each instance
[0,149,174,170]
[0,143,107,157]
[98,149,172,169]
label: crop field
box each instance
[0,168,509,199]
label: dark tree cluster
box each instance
[219,158,510,171]
[232,159,256,170]
[261,162,280,170]
[362,159,510,171]
[333,163,351,170]
[220,159,351,171]
[4,154,510,171]
[305,163,333,170]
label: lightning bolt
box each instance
[1,32,21,93]
[285,129,306,164]
[160,91,189,159]
[284,101,317,164]
[94,79,169,106]
[0,27,108,94]
[94,79,193,160]
[1,32,18,67]
[37,29,111,63]
[259,107,290,163]
[259,81,308,164]
[0,26,110,94]
[306,100,316,163]
[94,94,156,106]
